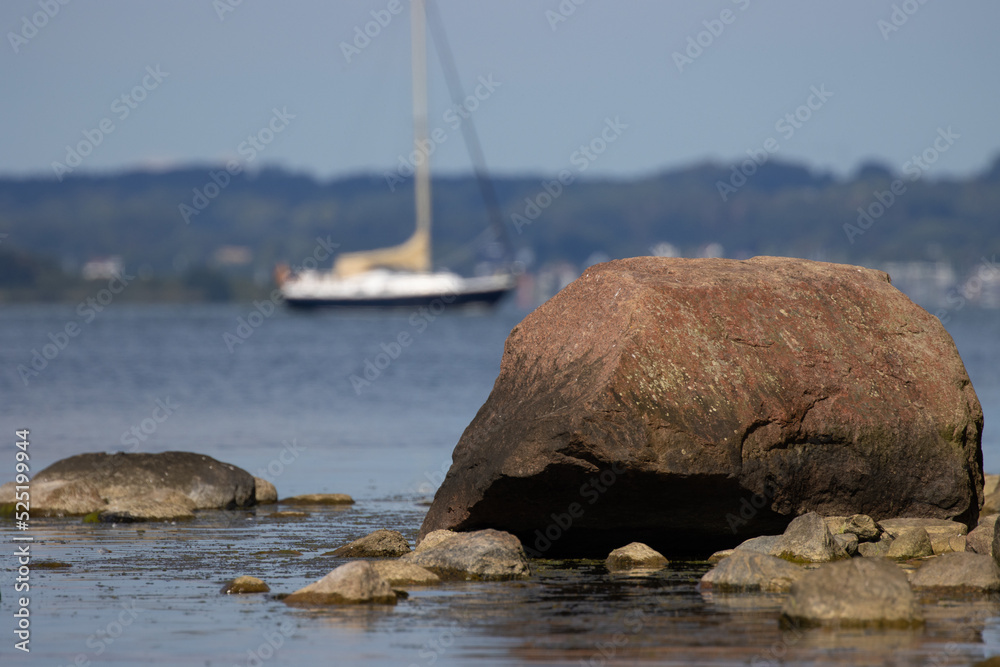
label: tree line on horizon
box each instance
[0,155,997,302]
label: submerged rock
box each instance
[370,561,440,586]
[221,576,270,594]
[284,561,397,605]
[605,542,668,571]
[910,552,1000,593]
[780,558,922,628]
[700,551,805,593]
[402,529,530,580]
[0,451,257,518]
[332,529,411,558]
[280,493,354,506]
[418,257,983,555]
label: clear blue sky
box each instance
[3,0,998,181]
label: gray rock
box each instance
[221,576,269,594]
[0,452,256,518]
[284,561,397,605]
[707,549,735,564]
[857,536,894,558]
[331,529,411,558]
[910,552,1000,592]
[886,527,934,560]
[734,535,783,555]
[879,518,967,554]
[700,551,806,593]
[254,478,278,504]
[97,489,196,522]
[967,515,999,556]
[775,512,848,563]
[370,561,440,586]
[415,529,457,553]
[280,493,354,506]
[780,558,922,628]
[605,542,668,571]
[734,514,847,563]
[402,529,530,580]
[833,533,859,556]
[824,514,882,541]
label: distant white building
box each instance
[82,256,124,280]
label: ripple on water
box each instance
[6,499,1000,665]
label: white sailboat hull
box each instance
[280,269,515,309]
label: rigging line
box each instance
[424,0,512,268]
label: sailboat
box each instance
[278,0,516,309]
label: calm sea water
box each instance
[1,301,998,665]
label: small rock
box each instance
[949,535,967,553]
[886,527,934,560]
[402,529,530,580]
[416,529,458,553]
[845,515,883,541]
[221,576,270,594]
[700,551,805,593]
[284,561,397,605]
[254,478,278,504]
[857,536,894,558]
[707,549,735,564]
[605,542,668,571]
[967,516,999,555]
[280,493,354,506]
[775,512,848,563]
[824,514,882,542]
[833,533,858,556]
[734,535,782,555]
[990,520,1000,568]
[879,518,967,555]
[370,561,440,586]
[734,514,848,562]
[780,558,922,628]
[910,552,1000,593]
[332,530,411,558]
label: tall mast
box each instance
[412,0,431,254]
[329,0,432,276]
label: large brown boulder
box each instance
[419,257,983,556]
